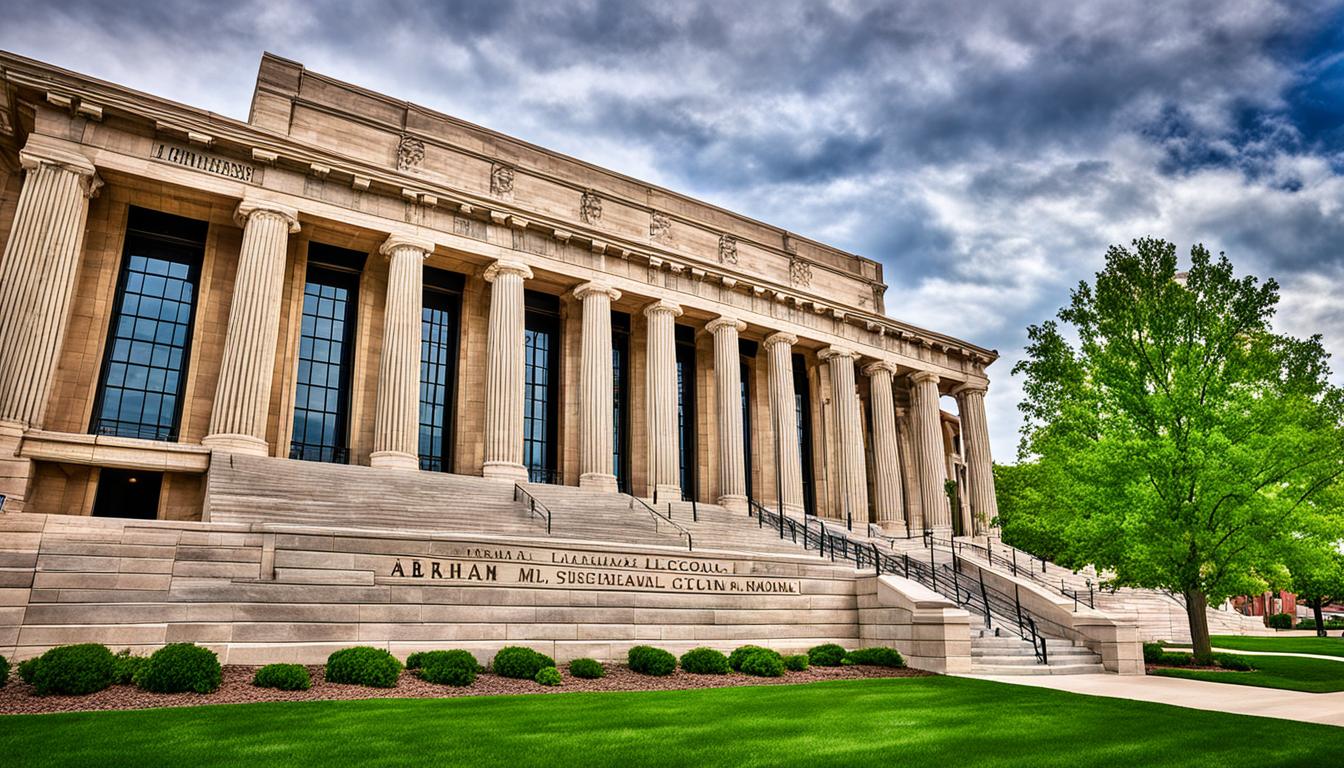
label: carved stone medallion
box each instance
[490,163,515,197]
[396,135,425,172]
[650,211,672,242]
[790,256,812,288]
[580,190,602,224]
[717,234,738,265]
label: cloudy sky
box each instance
[4,0,1342,461]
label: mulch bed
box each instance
[0,664,928,716]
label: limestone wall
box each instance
[0,512,966,671]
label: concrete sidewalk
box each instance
[1169,646,1344,663]
[960,673,1344,727]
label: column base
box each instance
[717,494,748,513]
[202,433,269,457]
[579,473,618,493]
[652,484,682,504]
[370,451,419,471]
[482,461,528,483]
[0,420,30,513]
[875,520,910,538]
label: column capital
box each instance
[379,233,435,258]
[819,345,857,361]
[763,331,797,348]
[705,316,746,335]
[572,281,621,302]
[642,298,682,319]
[19,134,97,177]
[862,360,899,377]
[952,381,988,397]
[235,198,301,233]
[909,370,941,386]
[483,259,533,283]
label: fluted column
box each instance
[575,281,621,491]
[708,316,748,512]
[820,346,868,524]
[764,333,804,515]
[864,361,905,533]
[0,135,102,428]
[644,299,682,501]
[954,383,997,535]
[370,234,434,470]
[910,371,951,531]
[482,260,533,482]
[895,406,923,532]
[203,198,300,455]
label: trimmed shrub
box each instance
[740,650,785,677]
[1155,652,1192,667]
[325,646,402,688]
[407,650,482,673]
[679,647,729,675]
[252,663,311,691]
[783,654,810,672]
[1142,642,1165,664]
[492,646,555,680]
[1213,653,1256,672]
[18,658,39,685]
[112,649,147,685]
[0,655,8,688]
[29,643,116,696]
[135,643,222,694]
[729,645,780,672]
[807,643,847,667]
[843,647,906,668]
[416,650,480,687]
[568,658,605,679]
[535,666,562,686]
[628,645,676,676]
[1267,612,1294,630]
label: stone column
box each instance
[763,333,804,515]
[370,234,434,470]
[644,299,682,501]
[954,383,998,535]
[820,346,868,525]
[575,281,621,491]
[910,371,951,531]
[708,316,748,512]
[864,361,905,534]
[481,260,533,482]
[0,136,101,511]
[203,198,300,455]
[895,406,923,532]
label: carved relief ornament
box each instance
[396,135,425,172]
[580,189,602,224]
[650,211,672,242]
[790,255,813,288]
[490,163,515,197]
[718,234,738,265]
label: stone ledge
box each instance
[17,430,211,473]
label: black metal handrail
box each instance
[513,484,552,534]
[628,494,693,551]
[933,537,1096,611]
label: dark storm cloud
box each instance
[3,0,1343,459]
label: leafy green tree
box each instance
[1283,525,1344,637]
[1013,238,1344,661]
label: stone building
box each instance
[0,52,1152,674]
[0,51,998,535]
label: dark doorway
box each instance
[92,468,162,520]
[740,339,758,503]
[675,324,698,499]
[793,354,817,516]
[612,311,632,493]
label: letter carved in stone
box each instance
[580,189,603,224]
[490,163,515,198]
[718,234,738,265]
[396,135,425,172]
[790,255,813,288]
[650,211,672,242]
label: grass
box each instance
[1,677,1341,767]
[1152,654,1344,693]
[1207,634,1344,657]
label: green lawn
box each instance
[1,677,1340,767]
[1208,634,1344,657]
[1152,654,1344,693]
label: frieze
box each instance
[150,141,257,183]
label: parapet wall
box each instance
[0,512,968,672]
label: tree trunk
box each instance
[1183,587,1213,663]
[1314,600,1327,639]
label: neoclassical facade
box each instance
[0,51,999,537]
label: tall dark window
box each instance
[418,268,464,472]
[793,354,817,515]
[675,324,697,499]
[740,339,758,502]
[290,244,364,464]
[612,311,632,493]
[91,207,207,442]
[523,291,561,484]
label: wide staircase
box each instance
[970,628,1104,675]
